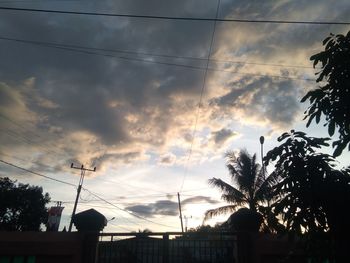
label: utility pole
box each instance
[68,163,96,232]
[259,136,265,180]
[177,192,184,233]
[260,136,270,207]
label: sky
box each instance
[0,0,349,232]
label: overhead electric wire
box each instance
[0,6,349,25]
[0,154,210,199]
[0,159,76,187]
[0,153,32,164]
[0,36,317,82]
[91,176,169,195]
[0,35,315,70]
[0,159,179,229]
[0,0,79,3]
[1,156,213,203]
[0,35,317,82]
[108,221,134,232]
[1,127,66,158]
[0,113,66,157]
[179,0,220,192]
[82,188,179,230]
[0,112,44,140]
[77,197,143,230]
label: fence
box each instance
[97,232,238,263]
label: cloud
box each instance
[0,81,38,125]
[211,77,303,130]
[125,195,219,217]
[0,0,349,172]
[158,153,177,166]
[182,196,219,206]
[210,128,238,146]
[126,200,178,217]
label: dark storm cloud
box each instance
[213,76,301,128]
[0,0,217,151]
[216,0,350,64]
[182,196,219,206]
[211,128,238,145]
[0,0,349,167]
[126,195,218,217]
[158,154,176,165]
[126,200,178,217]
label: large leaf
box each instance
[302,31,350,156]
[328,119,336,136]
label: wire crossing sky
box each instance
[0,6,349,25]
[0,0,349,231]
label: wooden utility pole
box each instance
[68,163,96,232]
[177,192,184,233]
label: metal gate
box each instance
[97,232,238,263]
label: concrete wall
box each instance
[0,232,84,263]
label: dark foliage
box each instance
[187,224,221,233]
[264,130,349,233]
[0,177,50,231]
[225,208,263,232]
[301,31,350,156]
[265,130,350,262]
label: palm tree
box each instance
[204,149,277,222]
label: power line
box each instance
[77,197,145,230]
[79,193,145,232]
[91,176,169,195]
[0,155,212,199]
[82,188,179,230]
[77,194,148,230]
[0,35,315,69]
[0,153,210,199]
[0,36,316,82]
[0,6,349,25]
[108,221,134,232]
[1,127,66,158]
[0,113,66,157]
[0,153,32,163]
[0,113,42,139]
[0,0,79,2]
[180,0,220,192]
[0,159,76,187]
[0,159,179,229]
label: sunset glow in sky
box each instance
[0,0,349,232]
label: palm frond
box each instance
[254,166,266,190]
[255,170,282,201]
[227,150,259,194]
[208,178,236,195]
[221,192,247,205]
[204,205,237,221]
[209,178,248,205]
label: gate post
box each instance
[162,233,169,263]
[237,232,253,263]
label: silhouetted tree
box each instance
[301,31,350,156]
[225,207,263,232]
[0,177,50,231]
[265,131,332,233]
[265,130,350,262]
[187,224,220,234]
[204,150,279,231]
